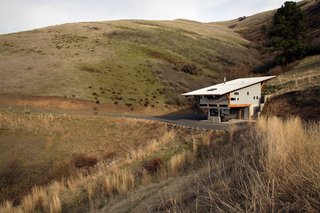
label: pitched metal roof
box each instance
[182,76,276,96]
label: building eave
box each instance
[182,76,276,97]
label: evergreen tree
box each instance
[268,1,308,64]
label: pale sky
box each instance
[0,0,299,35]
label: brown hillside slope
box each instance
[0,20,261,112]
[264,86,320,121]
[263,55,320,120]
[220,0,320,46]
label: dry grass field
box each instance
[0,110,211,205]
[1,114,319,212]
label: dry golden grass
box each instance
[104,116,319,213]
[0,110,206,207]
[197,117,320,212]
[0,111,207,212]
[256,117,320,211]
[169,151,195,176]
[0,144,193,213]
[2,112,318,212]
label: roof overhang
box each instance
[182,76,276,96]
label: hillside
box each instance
[263,55,320,120]
[216,0,320,74]
[1,0,318,114]
[0,20,261,113]
[221,0,320,47]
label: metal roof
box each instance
[182,76,276,96]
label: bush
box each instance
[308,37,320,55]
[179,63,202,75]
[238,16,246,21]
[71,154,98,168]
[163,90,187,106]
[0,159,24,204]
[142,158,164,174]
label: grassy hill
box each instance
[216,0,320,72]
[1,0,318,113]
[221,0,320,47]
[0,19,261,112]
[263,55,320,120]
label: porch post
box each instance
[217,104,221,123]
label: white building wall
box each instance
[229,83,261,107]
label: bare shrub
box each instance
[142,157,164,174]
[0,158,24,205]
[269,65,284,75]
[179,63,202,75]
[49,160,76,181]
[72,154,98,168]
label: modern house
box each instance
[182,76,276,122]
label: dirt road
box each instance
[0,95,253,130]
[0,104,251,130]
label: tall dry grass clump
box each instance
[169,151,195,176]
[200,117,320,212]
[256,117,320,212]
[0,111,67,135]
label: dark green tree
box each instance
[268,1,308,64]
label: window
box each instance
[231,98,236,101]
[256,96,259,100]
[253,96,255,100]
[247,92,249,95]
[237,98,239,101]
[234,92,239,95]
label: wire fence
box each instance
[270,71,320,96]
